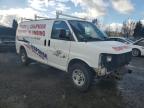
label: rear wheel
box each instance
[69,62,93,92]
[132,49,141,57]
[20,48,30,66]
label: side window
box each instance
[51,21,72,41]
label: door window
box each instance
[51,21,73,41]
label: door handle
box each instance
[48,40,50,46]
[44,39,46,46]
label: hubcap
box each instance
[132,49,139,56]
[72,69,85,86]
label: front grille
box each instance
[101,52,132,71]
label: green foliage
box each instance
[121,20,135,38]
[133,21,144,38]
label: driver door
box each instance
[47,21,73,71]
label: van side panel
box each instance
[16,20,54,64]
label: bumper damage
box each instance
[94,65,133,80]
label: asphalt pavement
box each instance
[0,52,144,108]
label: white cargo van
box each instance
[16,18,132,91]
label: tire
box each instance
[69,62,93,92]
[132,49,141,57]
[20,48,30,66]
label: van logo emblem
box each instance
[53,50,66,58]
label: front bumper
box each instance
[95,51,132,76]
[95,65,129,77]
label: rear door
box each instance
[21,21,48,64]
[47,21,73,71]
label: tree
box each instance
[121,21,127,37]
[12,19,18,30]
[142,27,144,37]
[92,19,98,25]
[92,18,101,28]
[121,20,135,38]
[133,21,143,38]
[12,19,18,36]
[105,25,111,36]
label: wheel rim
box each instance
[72,69,85,86]
[132,49,139,56]
[21,52,26,63]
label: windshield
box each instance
[68,20,108,42]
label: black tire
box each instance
[132,49,141,57]
[69,62,93,92]
[20,48,30,66]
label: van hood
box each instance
[85,41,132,54]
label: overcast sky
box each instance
[0,0,144,28]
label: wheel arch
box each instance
[18,45,28,56]
[19,45,26,53]
[132,48,141,56]
[67,58,95,75]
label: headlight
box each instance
[107,56,112,62]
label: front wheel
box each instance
[69,63,92,92]
[132,49,141,57]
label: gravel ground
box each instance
[0,52,144,108]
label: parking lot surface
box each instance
[0,52,144,108]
